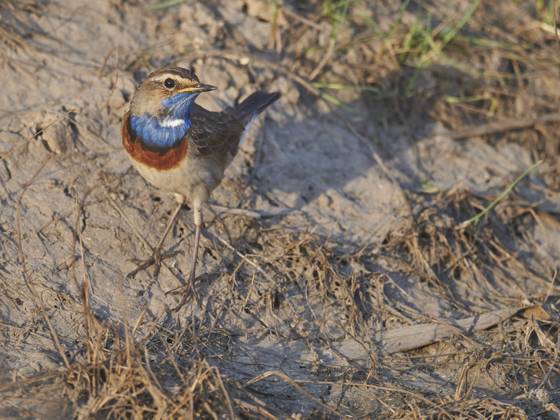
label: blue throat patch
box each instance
[130,93,198,150]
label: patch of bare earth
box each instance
[0,0,559,418]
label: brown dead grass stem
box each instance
[64,295,240,418]
[385,188,549,310]
[406,397,527,419]
[245,370,344,416]
[14,155,71,369]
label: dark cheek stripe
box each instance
[122,114,188,170]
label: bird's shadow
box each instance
[223,63,480,235]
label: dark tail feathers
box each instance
[234,91,280,125]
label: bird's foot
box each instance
[126,248,178,278]
[166,268,199,310]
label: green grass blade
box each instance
[147,0,185,11]
[459,160,543,228]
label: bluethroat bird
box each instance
[122,66,280,283]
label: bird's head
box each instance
[130,66,216,118]
[128,66,216,149]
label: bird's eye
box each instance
[164,78,175,89]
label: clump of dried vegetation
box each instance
[63,289,270,418]
[385,187,551,309]
[2,0,560,418]
[5,280,277,418]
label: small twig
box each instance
[106,192,183,283]
[537,332,560,390]
[0,320,52,341]
[142,345,167,399]
[274,378,446,412]
[0,371,62,393]
[244,370,344,416]
[212,366,236,419]
[73,185,99,296]
[106,193,154,252]
[15,156,70,369]
[232,398,277,420]
[309,38,335,81]
[554,0,560,45]
[206,230,276,283]
[209,204,297,219]
[281,7,323,30]
[126,249,181,279]
[447,112,560,139]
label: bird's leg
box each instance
[168,202,202,310]
[127,195,185,278]
[187,202,202,284]
[152,194,185,263]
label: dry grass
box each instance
[7,281,275,418]
[64,314,238,418]
[384,187,551,310]
[1,0,560,418]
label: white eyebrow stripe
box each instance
[151,74,192,84]
[152,74,179,82]
[160,118,185,128]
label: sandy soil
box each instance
[0,0,559,418]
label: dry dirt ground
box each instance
[0,0,559,418]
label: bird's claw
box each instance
[126,249,177,278]
[165,268,200,311]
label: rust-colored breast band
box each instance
[122,114,188,170]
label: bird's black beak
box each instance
[178,83,217,93]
